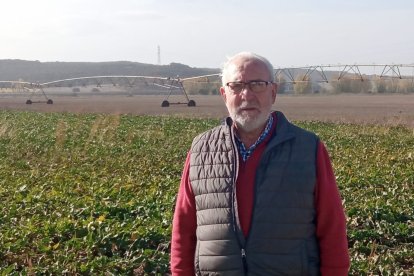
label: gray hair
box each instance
[221,52,275,85]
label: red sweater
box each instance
[171,122,350,275]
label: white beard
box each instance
[230,106,270,133]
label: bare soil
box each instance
[1,93,413,128]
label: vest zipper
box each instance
[241,248,248,273]
[229,124,248,275]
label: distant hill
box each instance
[0,59,220,82]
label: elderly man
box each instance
[171,52,349,275]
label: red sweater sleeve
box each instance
[315,141,350,275]
[170,152,197,276]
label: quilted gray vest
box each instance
[189,111,320,276]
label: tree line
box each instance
[184,75,414,95]
[277,74,414,94]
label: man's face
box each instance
[220,58,277,133]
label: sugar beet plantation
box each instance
[0,110,413,275]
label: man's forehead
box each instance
[227,59,269,78]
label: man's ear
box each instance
[272,83,277,103]
[220,86,227,102]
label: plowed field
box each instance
[1,93,413,127]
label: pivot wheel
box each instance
[161,100,170,107]
[187,100,196,107]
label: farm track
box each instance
[1,93,413,128]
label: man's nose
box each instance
[240,85,256,98]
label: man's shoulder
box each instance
[289,123,319,139]
[195,124,226,140]
[191,123,228,149]
[274,111,319,143]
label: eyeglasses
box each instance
[226,81,273,94]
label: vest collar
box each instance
[267,111,296,147]
[224,111,296,147]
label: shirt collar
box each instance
[234,114,274,162]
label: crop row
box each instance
[0,110,413,275]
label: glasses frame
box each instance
[225,80,273,94]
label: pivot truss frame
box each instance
[1,64,413,105]
[274,64,414,83]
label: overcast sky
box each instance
[1,0,413,68]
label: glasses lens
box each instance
[249,81,266,92]
[227,82,244,93]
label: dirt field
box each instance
[1,93,413,128]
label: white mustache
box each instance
[237,103,259,110]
